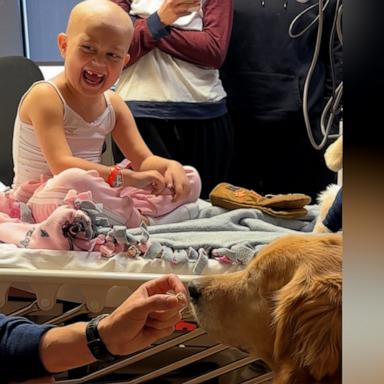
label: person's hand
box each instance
[163,160,191,202]
[122,169,165,194]
[158,0,201,26]
[98,274,188,356]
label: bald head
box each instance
[66,0,133,49]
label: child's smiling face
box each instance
[58,0,132,97]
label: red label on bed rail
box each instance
[175,321,197,331]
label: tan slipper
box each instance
[209,183,311,219]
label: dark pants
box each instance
[227,111,337,202]
[113,113,234,199]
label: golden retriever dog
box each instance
[188,233,342,384]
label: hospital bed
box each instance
[0,56,315,383]
[0,199,316,383]
[0,266,275,383]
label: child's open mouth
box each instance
[83,70,105,86]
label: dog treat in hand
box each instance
[175,292,187,304]
[167,291,187,306]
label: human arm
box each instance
[111,0,201,65]
[155,0,233,69]
[111,93,190,200]
[138,156,191,202]
[22,84,121,182]
[1,275,187,382]
[112,0,130,13]
[113,0,233,69]
[0,314,55,383]
[112,0,157,65]
[40,274,188,373]
[22,83,164,191]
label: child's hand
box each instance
[164,161,191,202]
[122,169,165,194]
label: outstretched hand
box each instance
[98,274,188,356]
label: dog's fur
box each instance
[324,135,343,173]
[313,135,343,233]
[189,233,342,384]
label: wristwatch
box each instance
[85,314,116,362]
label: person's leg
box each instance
[27,167,201,227]
[174,114,234,199]
[112,117,173,163]
[12,176,49,204]
[27,168,142,227]
[136,118,174,158]
[121,166,201,217]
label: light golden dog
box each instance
[188,233,342,384]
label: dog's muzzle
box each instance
[188,281,201,303]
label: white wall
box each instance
[39,65,64,80]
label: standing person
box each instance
[1,274,188,383]
[221,0,342,201]
[11,0,201,228]
[112,0,234,199]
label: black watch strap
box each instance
[86,314,116,362]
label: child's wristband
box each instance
[107,165,122,187]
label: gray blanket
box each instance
[128,202,318,257]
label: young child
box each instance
[11,0,201,228]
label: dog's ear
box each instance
[273,267,342,381]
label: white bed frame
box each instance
[0,268,273,383]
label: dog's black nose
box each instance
[188,282,201,302]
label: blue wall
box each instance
[24,0,81,62]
